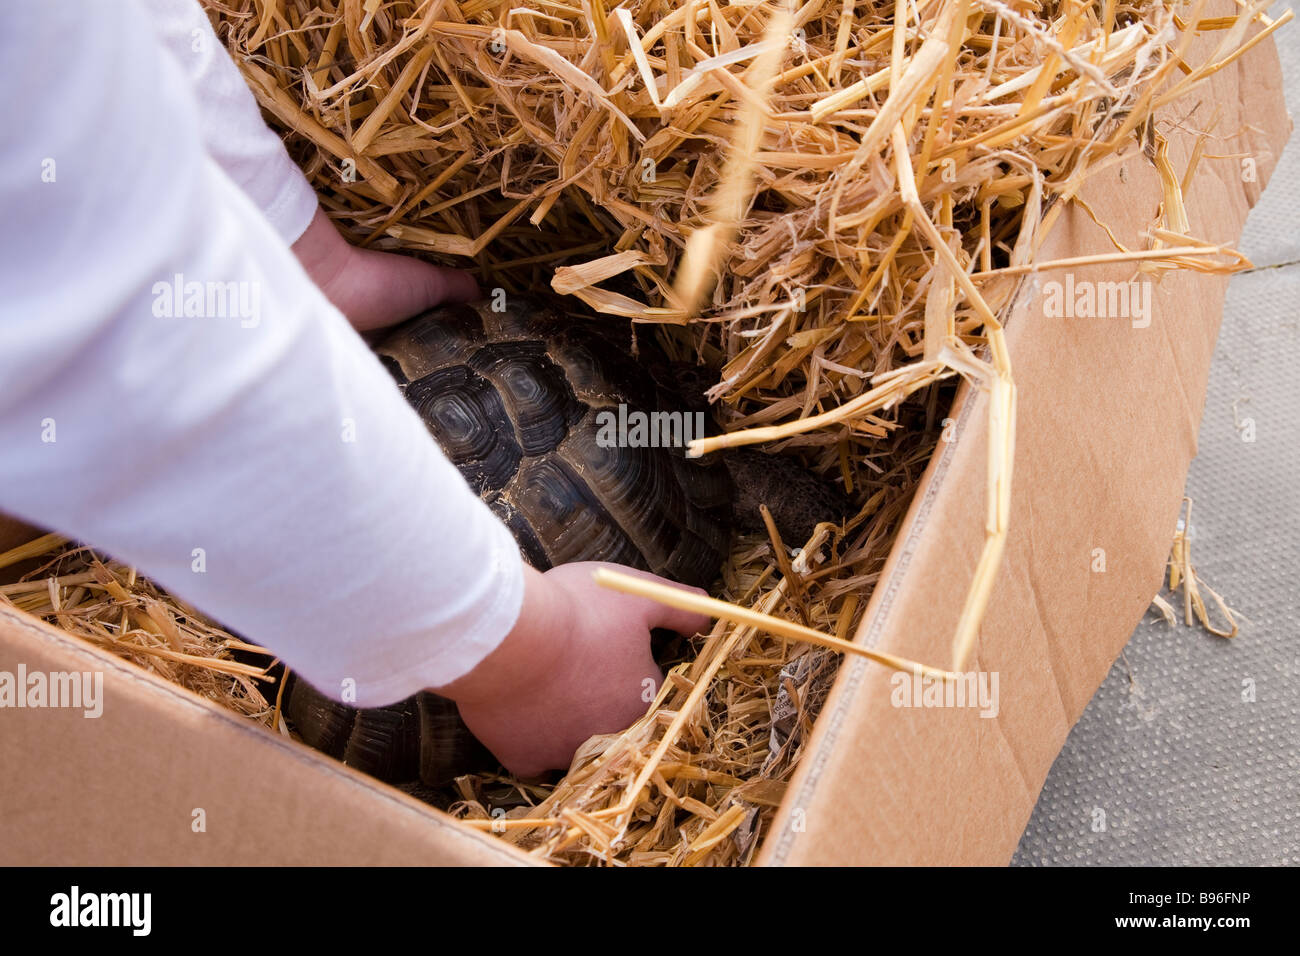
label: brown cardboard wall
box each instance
[760,17,1292,866]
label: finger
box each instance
[636,586,711,636]
[422,264,479,304]
[344,250,479,330]
[589,563,711,636]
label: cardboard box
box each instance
[0,16,1289,866]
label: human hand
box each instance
[291,207,478,331]
[436,562,710,777]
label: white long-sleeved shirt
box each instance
[0,1,525,707]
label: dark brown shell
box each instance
[377,298,732,583]
[284,297,734,788]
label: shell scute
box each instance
[468,342,586,456]
[404,365,522,495]
[505,454,647,571]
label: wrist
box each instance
[291,207,353,291]
[434,565,577,707]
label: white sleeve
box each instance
[0,1,525,707]
[138,0,319,244]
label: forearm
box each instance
[0,0,524,706]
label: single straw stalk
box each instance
[592,567,960,680]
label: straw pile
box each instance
[204,0,1284,663]
[11,0,1281,865]
[0,533,280,725]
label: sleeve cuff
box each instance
[350,527,528,707]
[260,155,319,245]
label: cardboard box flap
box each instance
[759,17,1291,866]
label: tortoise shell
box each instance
[284,297,736,789]
[376,297,734,584]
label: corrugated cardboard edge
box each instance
[759,16,1292,866]
[0,601,535,865]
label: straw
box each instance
[0,540,279,724]
[1158,497,1239,639]
[592,567,961,680]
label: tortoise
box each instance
[282,296,848,790]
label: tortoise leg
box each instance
[282,673,356,759]
[283,675,420,784]
[416,692,499,787]
[342,697,422,783]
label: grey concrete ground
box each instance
[1013,5,1299,866]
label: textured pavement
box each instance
[1013,4,1299,866]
